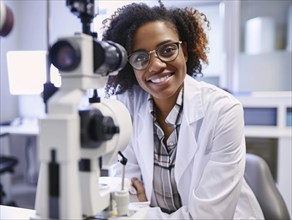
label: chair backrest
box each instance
[244,153,290,220]
[0,131,19,205]
[0,156,18,174]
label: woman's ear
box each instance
[181,42,188,62]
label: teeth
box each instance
[150,74,171,83]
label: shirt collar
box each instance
[148,87,184,126]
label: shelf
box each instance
[238,51,292,91]
[236,92,292,138]
[244,127,292,138]
[240,50,291,57]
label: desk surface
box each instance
[0,205,35,220]
[0,124,38,136]
[0,204,149,219]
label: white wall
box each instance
[0,0,20,122]
[0,0,83,122]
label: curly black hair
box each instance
[102,2,209,96]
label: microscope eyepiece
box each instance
[94,40,128,76]
[49,40,81,72]
[49,36,127,76]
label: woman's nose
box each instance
[148,55,166,73]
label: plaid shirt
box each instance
[148,88,184,214]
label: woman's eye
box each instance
[134,53,148,62]
[160,45,176,56]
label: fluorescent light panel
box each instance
[7,50,61,95]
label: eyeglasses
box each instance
[128,41,182,70]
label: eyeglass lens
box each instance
[128,42,181,70]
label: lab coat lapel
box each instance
[175,75,204,187]
[136,102,154,200]
[175,122,196,182]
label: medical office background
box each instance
[0,0,291,216]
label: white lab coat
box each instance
[112,75,264,219]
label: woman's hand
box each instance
[131,177,148,202]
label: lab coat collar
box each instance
[143,74,205,125]
[183,75,205,124]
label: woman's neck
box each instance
[153,85,183,118]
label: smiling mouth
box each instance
[148,73,174,84]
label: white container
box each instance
[245,17,276,54]
[115,190,129,216]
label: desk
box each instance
[0,122,39,184]
[0,204,148,220]
[0,122,39,136]
[0,205,35,220]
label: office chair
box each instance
[244,153,290,220]
[0,130,19,206]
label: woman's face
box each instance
[131,21,188,102]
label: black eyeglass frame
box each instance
[128,41,182,70]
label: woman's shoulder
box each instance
[184,76,243,119]
[186,75,240,106]
[115,85,148,114]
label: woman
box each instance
[102,2,264,219]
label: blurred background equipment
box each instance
[0,0,14,37]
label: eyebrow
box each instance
[131,39,176,54]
